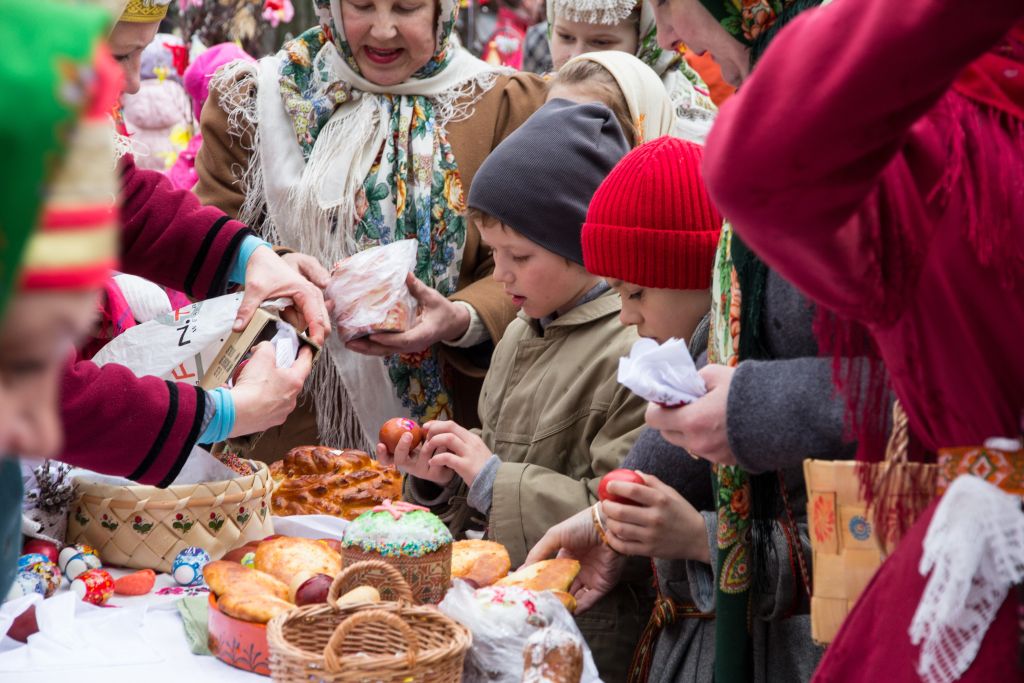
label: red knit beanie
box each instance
[582,136,723,290]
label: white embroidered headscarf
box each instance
[566,51,674,144]
[546,0,716,142]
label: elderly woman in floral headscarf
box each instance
[195,0,547,456]
[545,0,717,142]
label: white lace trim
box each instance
[910,475,1024,683]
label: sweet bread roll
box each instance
[452,540,511,587]
[549,590,577,614]
[270,446,403,519]
[218,592,294,624]
[522,628,584,683]
[254,536,341,586]
[203,560,289,601]
[336,585,381,605]
[495,559,581,593]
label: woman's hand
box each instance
[524,507,626,613]
[644,364,738,465]
[228,342,313,437]
[236,246,331,345]
[601,473,710,562]
[345,273,470,356]
[417,420,491,486]
[375,429,454,486]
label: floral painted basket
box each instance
[66,461,273,572]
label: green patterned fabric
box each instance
[0,0,109,316]
[0,0,112,598]
[707,221,756,682]
[697,0,798,45]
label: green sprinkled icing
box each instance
[342,509,452,558]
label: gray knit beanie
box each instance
[467,99,630,265]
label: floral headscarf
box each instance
[546,0,717,142]
[698,0,798,45]
[227,0,502,447]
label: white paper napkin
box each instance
[617,338,706,407]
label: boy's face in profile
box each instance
[607,278,710,345]
[478,220,599,320]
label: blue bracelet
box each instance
[228,235,273,286]
[198,387,236,444]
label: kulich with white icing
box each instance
[341,500,452,558]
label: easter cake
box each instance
[341,500,452,604]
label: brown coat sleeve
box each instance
[445,72,548,376]
[193,72,256,220]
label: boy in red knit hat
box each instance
[582,135,721,347]
[529,135,727,683]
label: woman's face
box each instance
[341,0,438,86]
[0,290,99,458]
[549,17,639,70]
[652,0,750,86]
[108,20,161,95]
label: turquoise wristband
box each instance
[228,235,273,286]
[198,387,235,444]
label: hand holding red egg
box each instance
[378,417,423,454]
[598,469,646,506]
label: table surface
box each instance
[0,515,354,683]
[0,567,265,683]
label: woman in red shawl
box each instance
[695,0,1024,679]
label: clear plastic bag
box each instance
[325,239,419,342]
[438,581,603,683]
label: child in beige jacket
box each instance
[383,98,646,682]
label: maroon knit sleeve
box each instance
[119,157,253,299]
[60,355,205,487]
[703,0,1024,323]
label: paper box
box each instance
[199,308,320,390]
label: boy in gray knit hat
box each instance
[383,99,651,681]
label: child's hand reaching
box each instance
[417,420,493,486]
[376,430,454,486]
[601,472,711,563]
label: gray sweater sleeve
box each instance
[726,356,857,474]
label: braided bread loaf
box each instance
[269,446,403,520]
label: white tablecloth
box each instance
[0,516,349,683]
[0,569,262,683]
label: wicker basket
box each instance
[267,560,471,682]
[804,404,937,644]
[342,545,451,605]
[66,461,274,572]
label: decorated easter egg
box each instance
[5,571,46,602]
[70,569,115,606]
[172,547,211,587]
[21,539,58,564]
[58,546,78,573]
[61,553,92,582]
[29,561,62,598]
[16,553,50,573]
[240,551,255,569]
[59,544,102,574]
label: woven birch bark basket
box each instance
[804,403,937,644]
[65,461,274,572]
